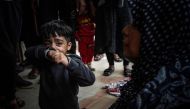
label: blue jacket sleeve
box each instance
[24,45,48,64]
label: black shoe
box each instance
[124,68,132,77]
[103,67,114,76]
[16,75,33,88]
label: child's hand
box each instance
[48,50,69,66]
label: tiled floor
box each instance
[16,54,131,109]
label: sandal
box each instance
[94,54,104,61]
[114,54,122,62]
[28,68,39,79]
[103,67,115,76]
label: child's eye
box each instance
[56,42,64,46]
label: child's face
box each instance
[44,35,72,54]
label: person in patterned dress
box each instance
[109,0,190,109]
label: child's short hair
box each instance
[40,20,73,42]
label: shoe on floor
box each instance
[103,67,115,76]
[16,75,33,89]
[114,54,122,62]
[27,68,39,79]
[94,54,104,61]
[124,68,132,77]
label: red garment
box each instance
[75,15,95,64]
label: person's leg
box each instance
[1,54,17,108]
[123,58,132,77]
[103,52,115,76]
[19,0,40,80]
[116,0,133,77]
[78,36,87,63]
[86,36,95,71]
[0,1,23,108]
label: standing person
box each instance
[75,0,96,71]
[0,0,22,108]
[94,0,133,76]
[25,20,95,109]
[110,0,190,109]
[38,0,77,54]
[94,0,116,76]
[20,0,40,80]
[115,0,133,77]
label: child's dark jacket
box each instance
[25,45,95,109]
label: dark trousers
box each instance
[20,0,40,48]
[0,0,22,101]
[106,52,129,67]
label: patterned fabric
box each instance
[130,0,190,85]
[110,0,190,109]
[129,60,190,109]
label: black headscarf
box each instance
[130,0,190,86]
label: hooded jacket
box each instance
[25,45,95,109]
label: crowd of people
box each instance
[1,0,190,109]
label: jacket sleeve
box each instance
[24,45,49,64]
[67,56,95,86]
